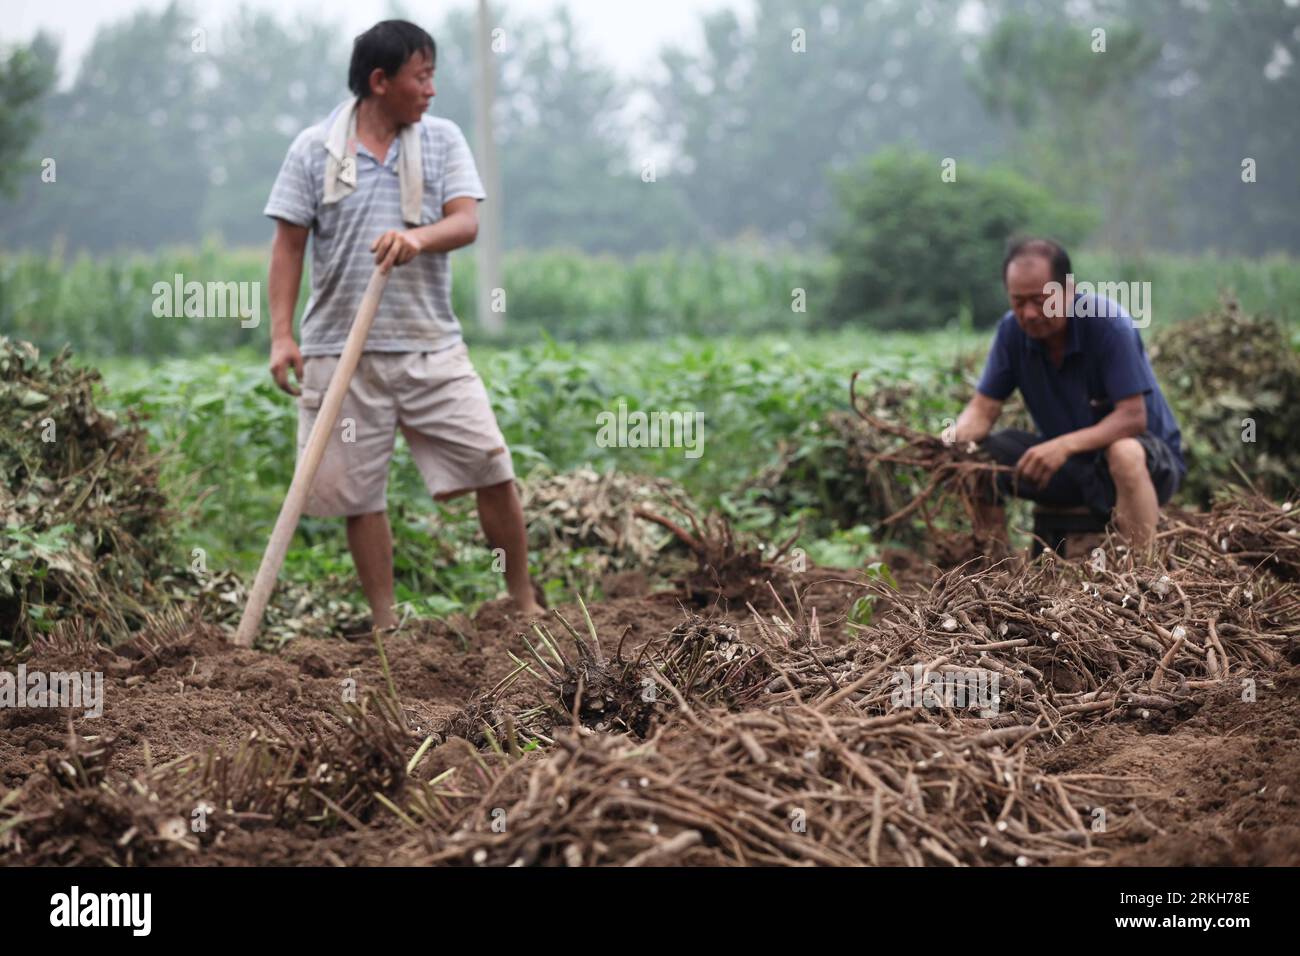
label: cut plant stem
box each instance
[372,628,401,708]
[577,593,604,662]
[373,792,419,829]
[407,735,434,775]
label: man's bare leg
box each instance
[346,510,398,629]
[473,479,544,616]
[1107,438,1159,554]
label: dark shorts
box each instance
[979,429,1183,518]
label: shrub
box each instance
[825,148,1096,330]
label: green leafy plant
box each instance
[847,561,898,627]
[825,148,1096,330]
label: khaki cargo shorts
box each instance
[296,342,515,517]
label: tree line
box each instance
[0,0,1296,258]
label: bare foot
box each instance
[509,580,547,619]
[342,614,399,642]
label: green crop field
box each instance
[80,293,1299,620]
[6,245,1298,358]
[85,328,986,615]
[3,235,1286,625]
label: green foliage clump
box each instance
[825,149,1096,330]
[1150,300,1300,506]
[0,338,173,645]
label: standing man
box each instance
[950,237,1185,554]
[264,20,542,627]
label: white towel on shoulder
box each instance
[322,97,423,226]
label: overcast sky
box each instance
[8,0,753,84]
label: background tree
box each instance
[973,13,1158,253]
[975,0,1300,255]
[653,0,1002,245]
[0,2,205,251]
[195,8,350,245]
[0,0,1296,257]
[0,33,58,197]
[826,148,1096,329]
[1125,0,1300,254]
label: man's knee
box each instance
[980,429,1032,467]
[1106,437,1148,483]
[466,479,519,507]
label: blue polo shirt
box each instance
[976,294,1185,474]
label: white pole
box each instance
[474,0,504,335]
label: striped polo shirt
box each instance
[264,107,485,356]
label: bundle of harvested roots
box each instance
[421,703,1143,867]
[847,370,1011,531]
[441,602,778,745]
[443,495,1297,766]
[1163,494,1300,582]
[1,693,418,864]
[6,496,1296,868]
[635,502,799,605]
[0,729,199,865]
[829,562,1285,737]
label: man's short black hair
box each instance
[1002,237,1071,289]
[348,20,436,98]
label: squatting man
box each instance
[266,20,543,627]
[950,237,1186,555]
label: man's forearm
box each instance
[954,396,1001,444]
[954,409,993,443]
[1059,406,1146,456]
[409,212,477,254]
[268,239,305,342]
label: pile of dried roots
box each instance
[521,467,687,580]
[3,496,1296,867]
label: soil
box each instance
[1041,666,1300,866]
[2,563,1297,867]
